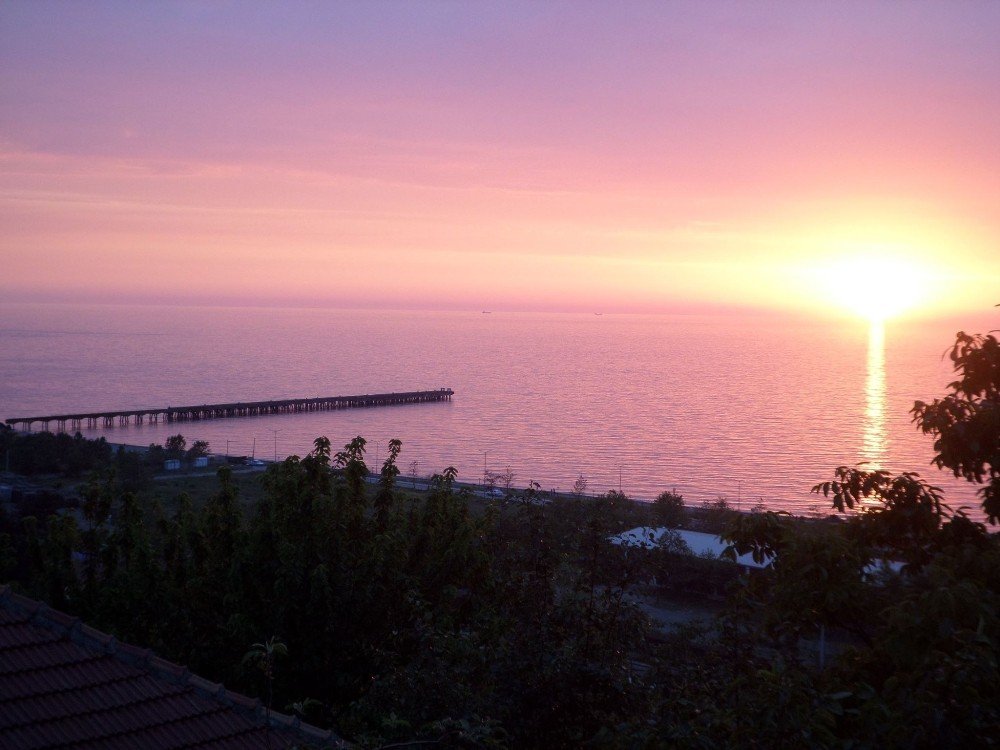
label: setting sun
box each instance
[818,255,933,321]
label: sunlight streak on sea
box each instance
[861,321,887,469]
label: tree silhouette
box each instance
[243,636,288,744]
[912,323,1000,523]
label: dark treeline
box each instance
[2,322,999,748]
[0,428,210,491]
[0,429,113,477]
[1,436,666,747]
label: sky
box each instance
[1,1,998,318]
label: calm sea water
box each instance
[0,303,991,518]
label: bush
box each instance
[653,491,685,527]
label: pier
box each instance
[4,389,455,432]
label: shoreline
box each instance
[3,433,845,523]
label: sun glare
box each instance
[819,255,931,322]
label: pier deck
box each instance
[4,389,454,431]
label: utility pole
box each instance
[483,451,488,485]
[271,429,280,462]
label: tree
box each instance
[573,474,588,498]
[186,440,210,462]
[653,490,685,527]
[812,467,947,570]
[516,479,542,506]
[724,509,875,652]
[79,472,114,603]
[700,496,735,533]
[498,465,515,494]
[334,436,368,507]
[164,434,186,459]
[0,429,112,477]
[114,447,152,491]
[374,439,402,530]
[243,636,288,729]
[912,323,1000,523]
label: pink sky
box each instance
[2,2,998,317]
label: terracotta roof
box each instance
[0,586,347,749]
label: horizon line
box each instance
[0,294,989,324]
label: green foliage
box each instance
[653,490,685,527]
[244,636,288,719]
[913,326,1000,522]
[697,496,736,534]
[186,439,210,461]
[3,435,656,746]
[813,467,947,570]
[0,429,112,477]
[725,512,877,647]
[164,434,187,459]
[113,447,153,491]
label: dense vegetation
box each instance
[2,437,663,747]
[0,429,211,492]
[2,320,998,748]
[0,429,113,477]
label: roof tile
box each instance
[0,585,347,749]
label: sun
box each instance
[819,254,931,322]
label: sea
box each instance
[1,302,993,519]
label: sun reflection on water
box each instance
[861,321,887,468]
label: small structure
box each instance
[610,526,902,577]
[610,526,769,569]
[164,459,181,471]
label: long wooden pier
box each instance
[4,389,455,432]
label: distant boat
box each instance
[482,310,492,314]
[594,312,603,316]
